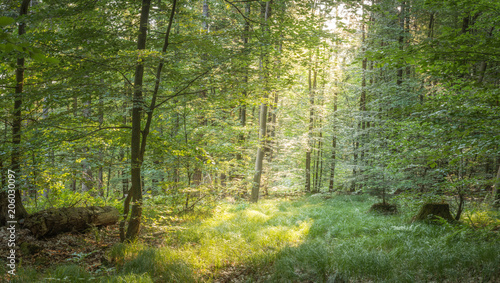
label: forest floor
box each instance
[1,193,500,282]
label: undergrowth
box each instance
[10,194,500,282]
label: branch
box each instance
[140,0,177,160]
[39,49,135,87]
[153,68,213,109]
[153,47,251,110]
[223,0,260,24]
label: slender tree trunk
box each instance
[328,120,337,192]
[314,131,323,192]
[106,155,112,198]
[192,0,210,187]
[305,57,316,192]
[358,14,367,190]
[493,165,500,206]
[123,0,152,242]
[397,1,405,86]
[352,141,358,192]
[81,98,93,192]
[98,89,104,196]
[123,0,177,241]
[251,104,268,202]
[251,1,271,203]
[237,2,249,161]
[328,36,340,193]
[266,96,274,159]
[120,148,128,198]
[268,3,284,163]
[237,2,250,162]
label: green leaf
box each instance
[0,16,15,26]
[4,43,14,52]
[31,52,47,61]
[45,57,60,64]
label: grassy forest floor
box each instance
[1,194,500,282]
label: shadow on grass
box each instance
[268,195,500,283]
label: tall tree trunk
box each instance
[305,57,316,193]
[124,0,152,242]
[81,99,93,192]
[269,2,284,163]
[192,0,210,187]
[251,105,268,202]
[123,0,177,242]
[358,12,367,191]
[251,1,271,203]
[328,32,340,193]
[237,4,250,162]
[0,0,31,226]
[314,119,323,193]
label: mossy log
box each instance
[24,206,119,238]
[412,203,454,223]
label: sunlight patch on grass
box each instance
[112,198,313,280]
[173,199,313,273]
[241,209,270,223]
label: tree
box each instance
[0,0,31,227]
[121,0,178,242]
[251,1,271,203]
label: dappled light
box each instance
[1,0,499,281]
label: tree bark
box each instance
[328,124,337,192]
[493,165,500,206]
[25,206,119,238]
[413,203,454,223]
[123,0,177,242]
[328,37,340,193]
[251,1,271,203]
[305,57,316,193]
[192,0,210,187]
[0,0,31,227]
[81,98,93,192]
[124,0,152,242]
[251,104,268,202]
[236,2,250,162]
[358,11,367,191]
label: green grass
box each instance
[107,194,499,282]
[12,194,500,282]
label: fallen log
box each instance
[24,206,119,238]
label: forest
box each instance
[0,0,499,282]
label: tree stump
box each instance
[24,206,119,238]
[412,203,454,223]
[369,202,398,214]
